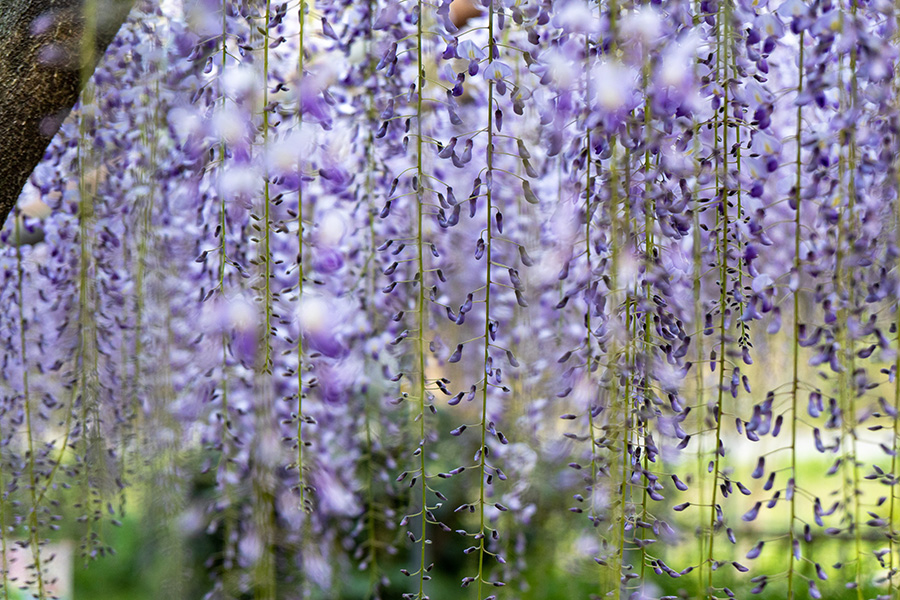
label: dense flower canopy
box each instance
[3,0,900,599]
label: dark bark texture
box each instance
[0,0,135,227]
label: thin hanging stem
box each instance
[787,29,804,600]
[17,214,45,600]
[296,0,308,515]
[414,1,429,597]
[252,3,277,598]
[707,4,729,596]
[216,3,237,595]
[477,4,495,597]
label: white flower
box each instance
[266,134,300,176]
[221,66,257,99]
[552,0,599,34]
[297,295,331,334]
[317,211,347,247]
[620,7,662,44]
[592,61,635,111]
[458,39,485,61]
[220,166,259,197]
[750,131,782,157]
[483,60,513,83]
[752,273,775,294]
[211,106,249,145]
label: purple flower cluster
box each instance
[3,0,900,599]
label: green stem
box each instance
[17,216,45,599]
[0,453,7,600]
[363,2,381,596]
[415,1,429,597]
[707,5,729,596]
[253,4,277,598]
[848,7,863,596]
[217,5,236,594]
[296,0,308,516]
[892,253,900,600]
[691,62,707,597]
[77,83,101,563]
[787,30,804,600]
[891,41,900,591]
[638,30,654,595]
[477,6,495,599]
[605,135,623,598]
[617,299,633,600]
[581,23,605,594]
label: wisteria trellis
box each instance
[3,0,900,598]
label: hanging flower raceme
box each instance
[5,1,900,599]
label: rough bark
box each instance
[0,0,136,227]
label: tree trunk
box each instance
[0,0,135,226]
